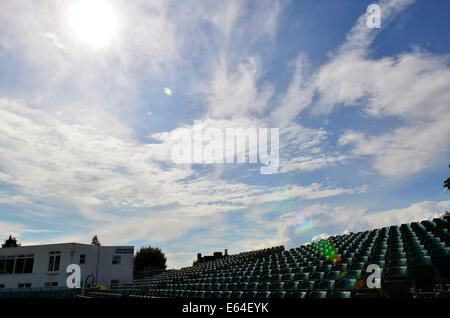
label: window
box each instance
[24,255,34,273]
[0,255,34,275]
[0,284,4,289]
[48,251,61,272]
[112,255,121,265]
[0,256,12,275]
[111,280,120,288]
[44,282,58,287]
[79,254,86,264]
[14,255,34,274]
[4,256,15,274]
[18,283,31,288]
[0,256,5,275]
[14,255,25,274]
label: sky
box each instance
[0,0,449,268]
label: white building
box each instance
[0,243,134,290]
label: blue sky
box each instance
[0,0,449,268]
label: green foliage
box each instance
[91,235,101,246]
[2,235,20,248]
[134,246,167,273]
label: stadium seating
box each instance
[0,288,80,299]
[92,216,449,299]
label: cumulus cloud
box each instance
[322,50,450,176]
[276,0,450,177]
[199,56,274,119]
[0,98,360,256]
[278,200,450,248]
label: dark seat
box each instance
[383,267,411,298]
[293,273,309,281]
[350,262,365,270]
[310,272,324,281]
[270,291,286,298]
[325,271,341,280]
[257,282,270,291]
[316,280,335,291]
[407,257,437,291]
[212,291,222,298]
[329,291,351,298]
[298,281,315,291]
[283,281,299,291]
[242,291,257,299]
[285,291,307,298]
[281,273,294,281]
[430,248,450,282]
[346,270,362,280]
[435,291,450,299]
[231,291,243,299]
[307,291,327,299]
[336,279,356,290]
[256,291,271,298]
[269,282,284,291]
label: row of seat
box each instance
[121,290,353,299]
[108,216,450,298]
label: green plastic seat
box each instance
[435,291,450,299]
[231,291,243,299]
[256,291,271,298]
[329,291,351,298]
[294,273,309,281]
[270,291,286,298]
[285,291,307,298]
[269,282,284,291]
[284,281,299,291]
[317,280,335,291]
[336,279,356,290]
[308,291,327,299]
[242,291,257,299]
[298,281,315,291]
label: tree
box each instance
[91,235,101,246]
[2,235,20,248]
[134,246,167,274]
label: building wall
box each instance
[0,243,133,289]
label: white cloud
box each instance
[0,99,360,252]
[0,221,26,238]
[339,114,449,176]
[270,55,315,126]
[198,56,274,119]
[277,200,450,248]
[305,0,450,177]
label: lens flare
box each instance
[311,238,340,262]
[294,219,313,233]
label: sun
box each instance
[67,0,119,49]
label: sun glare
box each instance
[67,0,118,49]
